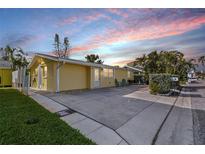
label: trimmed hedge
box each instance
[149,74,171,94]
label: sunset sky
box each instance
[0,8,205,66]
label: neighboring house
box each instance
[28,53,134,92]
[124,65,145,84]
[124,65,144,74]
[0,60,12,87]
[187,68,196,79]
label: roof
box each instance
[28,53,124,69]
[0,60,12,69]
[124,65,144,72]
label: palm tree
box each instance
[4,46,28,70]
[53,33,71,58]
[53,33,61,57]
[63,37,70,58]
[135,54,147,67]
[198,55,205,66]
[4,45,16,69]
[85,54,103,64]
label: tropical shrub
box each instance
[115,79,119,87]
[149,82,160,95]
[149,74,171,94]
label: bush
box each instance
[149,74,171,94]
[115,79,119,87]
[149,82,160,95]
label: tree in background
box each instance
[53,33,71,58]
[85,54,104,64]
[53,33,71,92]
[134,50,195,81]
[4,45,28,70]
[198,55,205,66]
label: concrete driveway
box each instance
[43,86,152,130]
[40,85,182,144]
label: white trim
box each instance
[93,68,100,88]
[56,63,60,92]
[29,53,115,69]
[124,65,144,72]
[37,64,42,89]
[0,67,12,69]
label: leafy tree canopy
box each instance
[134,50,196,81]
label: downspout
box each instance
[56,62,60,92]
[56,59,64,93]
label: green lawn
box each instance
[0,89,95,145]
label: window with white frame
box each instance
[128,71,131,78]
[103,68,113,78]
[94,68,100,81]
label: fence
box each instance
[12,67,30,95]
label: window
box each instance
[108,69,113,78]
[128,71,131,78]
[103,68,113,78]
[94,68,100,81]
[103,69,109,78]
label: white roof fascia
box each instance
[124,65,144,72]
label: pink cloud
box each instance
[71,15,205,54]
[111,59,133,67]
[58,16,78,26]
[58,12,111,27]
[84,12,111,21]
[106,8,129,18]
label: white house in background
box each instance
[187,68,197,83]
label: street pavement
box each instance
[189,80,205,144]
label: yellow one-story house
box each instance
[28,53,134,92]
[0,60,12,87]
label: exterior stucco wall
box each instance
[89,67,95,89]
[115,69,134,82]
[0,68,12,86]
[115,69,128,81]
[59,63,90,91]
[46,62,56,92]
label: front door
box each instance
[93,68,100,88]
[37,65,47,90]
